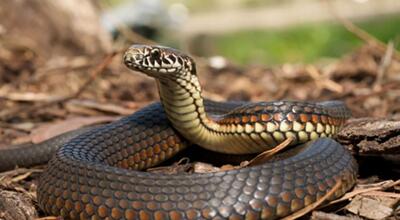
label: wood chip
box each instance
[311,211,363,220]
[147,158,192,174]
[346,195,395,220]
[338,117,400,155]
[193,162,222,173]
[0,190,37,220]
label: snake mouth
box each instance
[124,45,187,77]
[124,59,181,74]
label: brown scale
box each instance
[234,117,241,124]
[328,117,334,125]
[265,105,275,111]
[320,115,328,124]
[273,112,284,122]
[286,113,296,122]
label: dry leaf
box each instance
[346,195,395,220]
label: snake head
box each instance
[124,45,195,78]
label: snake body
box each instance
[2,45,357,219]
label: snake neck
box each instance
[157,73,228,151]
[156,72,347,155]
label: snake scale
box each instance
[0,45,357,220]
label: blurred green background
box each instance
[102,0,400,65]
[213,15,400,64]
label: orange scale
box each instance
[261,114,271,121]
[167,136,176,146]
[161,141,169,150]
[120,160,129,169]
[153,144,161,154]
[125,209,137,220]
[84,203,95,215]
[311,114,319,123]
[299,114,309,123]
[250,115,258,123]
[97,205,109,218]
[111,207,123,219]
[242,116,250,123]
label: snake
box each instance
[0,45,357,220]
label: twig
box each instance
[322,0,400,60]
[70,51,118,98]
[0,168,43,178]
[323,179,400,207]
[0,51,118,121]
[245,137,294,167]
[306,65,344,93]
[360,191,400,198]
[373,41,394,91]
[34,217,60,220]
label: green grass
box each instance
[213,15,400,65]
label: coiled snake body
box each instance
[0,45,357,219]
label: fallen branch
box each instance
[323,179,400,207]
[245,137,294,167]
